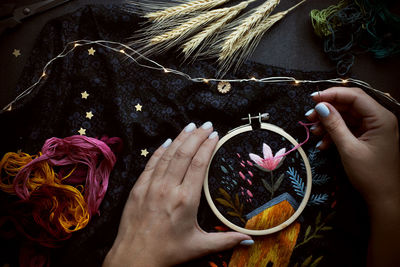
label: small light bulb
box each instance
[41,72,46,77]
[342,79,348,84]
[250,77,256,81]
[294,80,300,84]
[163,68,170,73]
[120,49,125,54]
[74,43,79,48]
[203,78,209,84]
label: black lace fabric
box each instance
[2,4,398,267]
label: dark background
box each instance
[0,0,399,109]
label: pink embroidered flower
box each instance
[249,143,286,171]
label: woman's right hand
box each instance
[305,87,400,267]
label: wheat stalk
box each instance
[181,0,255,60]
[144,0,231,21]
[148,6,236,54]
[218,0,280,66]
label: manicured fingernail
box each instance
[162,138,172,148]
[310,125,317,131]
[305,109,314,117]
[208,131,218,139]
[310,91,319,97]
[240,240,254,246]
[201,121,213,130]
[316,140,323,148]
[184,122,196,132]
[315,103,330,117]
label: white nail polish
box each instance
[305,109,314,117]
[310,91,319,97]
[201,121,213,130]
[208,131,218,139]
[316,140,323,148]
[184,122,196,133]
[310,125,317,131]
[315,103,330,117]
[162,138,172,148]
[240,240,254,246]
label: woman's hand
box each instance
[103,122,252,267]
[305,87,400,267]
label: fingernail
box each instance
[184,122,196,132]
[310,91,319,97]
[240,240,254,246]
[208,131,218,139]
[315,103,330,117]
[316,140,323,148]
[305,109,314,117]
[310,125,317,131]
[201,121,213,130]
[162,138,172,148]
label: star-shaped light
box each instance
[78,128,86,135]
[86,111,94,119]
[81,91,89,99]
[141,149,149,157]
[135,103,142,111]
[12,49,21,57]
[88,47,96,56]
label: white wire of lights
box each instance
[2,39,399,112]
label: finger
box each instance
[197,232,253,255]
[182,131,219,202]
[150,122,197,183]
[310,87,387,119]
[310,123,325,136]
[315,134,332,150]
[315,102,357,149]
[165,121,214,186]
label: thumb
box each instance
[199,232,253,254]
[315,102,357,149]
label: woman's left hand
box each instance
[103,122,252,267]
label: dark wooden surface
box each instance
[0,0,399,109]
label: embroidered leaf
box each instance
[304,225,312,239]
[312,174,330,185]
[216,198,234,209]
[301,255,313,267]
[287,167,305,197]
[321,226,333,231]
[315,212,322,226]
[314,235,324,239]
[227,211,240,217]
[218,188,231,201]
[221,165,228,174]
[235,194,240,208]
[273,173,285,191]
[310,256,324,267]
[262,178,273,193]
[308,194,328,206]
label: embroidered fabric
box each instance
[3,4,397,267]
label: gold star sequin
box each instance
[78,128,86,135]
[141,149,149,157]
[135,103,142,111]
[86,111,94,119]
[81,91,89,99]
[12,49,21,57]
[88,47,96,56]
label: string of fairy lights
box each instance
[3,39,399,112]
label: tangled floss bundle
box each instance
[0,135,122,249]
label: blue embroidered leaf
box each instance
[308,194,328,206]
[312,174,330,185]
[220,165,228,174]
[287,167,305,197]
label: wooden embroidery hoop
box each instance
[203,113,312,236]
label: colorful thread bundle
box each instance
[310,0,400,75]
[0,135,122,255]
